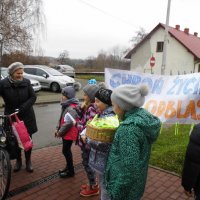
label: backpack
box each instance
[69,104,82,144]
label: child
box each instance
[78,84,100,197]
[55,86,80,178]
[86,88,115,200]
[182,123,200,200]
[105,84,161,200]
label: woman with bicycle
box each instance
[0,62,38,173]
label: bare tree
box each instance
[0,0,45,65]
[89,46,130,71]
[130,27,147,47]
[57,50,70,64]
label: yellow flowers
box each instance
[89,115,119,128]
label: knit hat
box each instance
[62,86,75,99]
[97,82,106,89]
[95,88,112,106]
[82,84,99,101]
[88,79,97,85]
[111,84,149,111]
[8,62,24,75]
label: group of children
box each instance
[54,79,162,200]
[54,78,200,200]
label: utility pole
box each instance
[0,33,3,80]
[161,0,171,75]
[0,33,2,67]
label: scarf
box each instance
[8,75,23,87]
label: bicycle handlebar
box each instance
[0,110,19,118]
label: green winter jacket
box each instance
[105,107,161,200]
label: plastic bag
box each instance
[9,114,33,151]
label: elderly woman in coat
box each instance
[0,62,38,173]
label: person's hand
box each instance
[81,135,87,143]
[184,189,193,197]
[81,101,86,109]
[54,130,58,137]
[54,130,61,138]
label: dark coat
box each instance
[0,77,38,135]
[182,124,200,196]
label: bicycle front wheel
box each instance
[0,148,11,200]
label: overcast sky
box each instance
[41,0,200,59]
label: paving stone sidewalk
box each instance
[6,144,193,200]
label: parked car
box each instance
[23,65,76,92]
[0,67,41,93]
[52,65,75,78]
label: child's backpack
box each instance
[69,104,83,144]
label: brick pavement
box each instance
[7,144,193,200]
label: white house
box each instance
[125,23,200,75]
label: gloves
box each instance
[19,106,25,114]
[54,130,61,138]
[184,189,193,197]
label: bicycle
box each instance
[0,111,19,200]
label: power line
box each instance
[78,0,138,29]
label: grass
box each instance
[75,74,104,81]
[149,124,192,176]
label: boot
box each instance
[13,149,22,172]
[58,166,68,174]
[25,149,33,173]
[59,167,75,178]
[59,170,75,178]
[13,158,22,172]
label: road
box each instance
[32,103,62,150]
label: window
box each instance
[24,68,36,75]
[156,41,164,52]
[36,69,47,77]
[198,64,200,72]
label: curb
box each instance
[0,98,84,109]
[149,164,180,177]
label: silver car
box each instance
[0,67,41,93]
[23,65,75,92]
[52,65,75,78]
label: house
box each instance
[125,23,200,75]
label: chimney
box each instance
[184,28,189,34]
[194,32,198,37]
[175,25,180,30]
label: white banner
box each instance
[105,68,200,124]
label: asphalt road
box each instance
[32,103,62,150]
